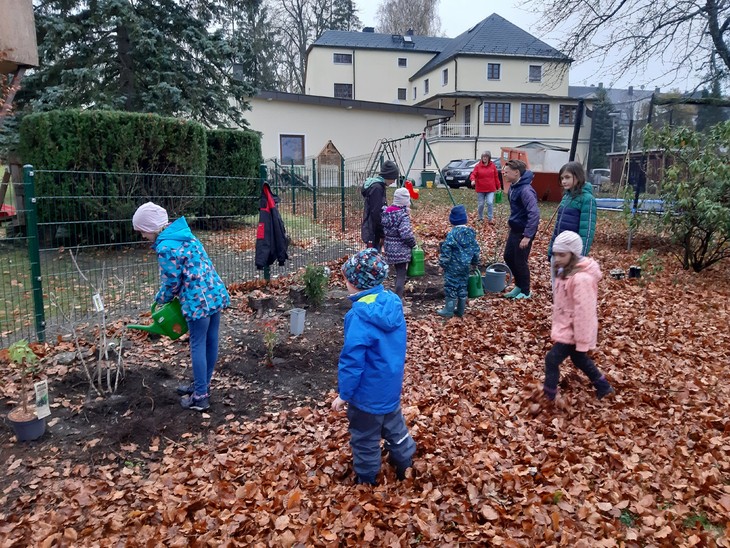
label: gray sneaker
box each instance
[180,393,210,411]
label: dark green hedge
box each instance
[19,110,208,244]
[203,128,262,220]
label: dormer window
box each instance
[528,65,542,83]
[487,63,501,80]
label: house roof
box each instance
[255,90,453,118]
[310,29,451,54]
[569,85,655,106]
[410,13,571,80]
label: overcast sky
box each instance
[355,0,695,92]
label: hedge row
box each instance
[18,110,262,243]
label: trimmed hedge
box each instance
[204,128,262,219]
[19,110,207,244]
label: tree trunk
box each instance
[117,24,136,111]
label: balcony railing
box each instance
[426,123,472,139]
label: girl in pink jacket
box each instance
[543,231,614,401]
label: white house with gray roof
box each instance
[244,13,593,178]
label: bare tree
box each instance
[534,0,730,89]
[376,0,441,36]
[271,0,361,93]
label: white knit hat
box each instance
[553,231,583,257]
[393,187,411,208]
[132,202,168,233]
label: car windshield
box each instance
[444,160,465,169]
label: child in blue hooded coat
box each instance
[438,205,481,318]
[331,249,416,485]
[133,202,230,411]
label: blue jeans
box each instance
[187,312,222,396]
[347,404,416,483]
[477,192,495,221]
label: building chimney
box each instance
[654,86,661,93]
[598,82,603,88]
[363,27,374,33]
[406,29,414,36]
[628,86,633,96]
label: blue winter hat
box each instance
[449,205,468,225]
[341,248,389,290]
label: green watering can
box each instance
[127,298,188,340]
[468,268,485,298]
[407,245,425,277]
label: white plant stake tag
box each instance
[34,379,51,419]
[92,293,104,312]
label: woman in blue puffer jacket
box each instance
[381,188,417,300]
[133,202,230,412]
[548,162,597,269]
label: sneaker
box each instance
[597,386,615,400]
[180,393,210,411]
[503,286,522,298]
[176,382,194,396]
[514,292,532,300]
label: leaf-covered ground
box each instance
[1,200,729,547]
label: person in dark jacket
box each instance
[133,202,230,412]
[255,182,289,270]
[361,160,398,251]
[547,162,597,283]
[331,249,416,485]
[382,187,417,300]
[438,205,481,318]
[502,159,540,299]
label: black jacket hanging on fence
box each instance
[255,183,289,269]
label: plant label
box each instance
[34,379,51,419]
[92,293,104,312]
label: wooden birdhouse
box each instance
[316,141,344,187]
[0,0,39,74]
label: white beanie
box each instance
[553,231,583,257]
[132,202,168,233]
[393,187,411,208]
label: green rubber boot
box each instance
[437,298,456,318]
[454,297,466,317]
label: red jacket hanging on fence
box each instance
[255,183,289,269]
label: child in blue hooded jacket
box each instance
[133,202,230,411]
[331,249,416,485]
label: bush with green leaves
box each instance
[644,122,730,272]
[302,264,329,307]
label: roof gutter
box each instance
[475,98,484,158]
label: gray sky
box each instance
[355,0,695,92]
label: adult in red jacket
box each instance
[469,151,501,223]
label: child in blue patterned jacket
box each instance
[133,202,230,412]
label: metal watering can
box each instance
[127,298,188,340]
[483,263,513,293]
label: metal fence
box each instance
[0,164,366,346]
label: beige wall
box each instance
[244,97,433,180]
[306,46,436,104]
[452,58,570,95]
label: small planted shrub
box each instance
[302,264,329,307]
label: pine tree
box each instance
[20,0,257,127]
[587,87,619,171]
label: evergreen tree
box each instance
[20,0,256,127]
[227,0,281,90]
[587,87,619,170]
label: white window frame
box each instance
[279,134,306,165]
[333,83,353,99]
[424,78,430,94]
[397,88,407,101]
[487,63,501,80]
[442,68,448,86]
[332,53,352,64]
[528,64,542,83]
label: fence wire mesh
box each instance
[0,165,365,346]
